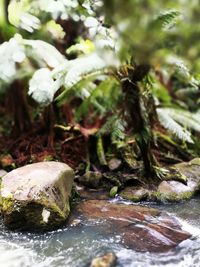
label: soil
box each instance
[0,120,87,170]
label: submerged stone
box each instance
[70,200,191,253]
[0,161,74,231]
[90,252,117,267]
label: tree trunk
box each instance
[43,104,56,149]
[8,80,31,136]
[121,64,158,180]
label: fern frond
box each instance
[63,53,106,88]
[154,10,180,29]
[98,115,125,141]
[175,87,199,99]
[161,108,200,132]
[28,68,61,106]
[23,39,65,68]
[157,108,193,143]
[166,56,190,79]
[54,53,109,103]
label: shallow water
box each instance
[0,197,200,267]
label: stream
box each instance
[0,196,200,267]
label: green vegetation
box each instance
[0,0,200,188]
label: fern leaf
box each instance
[154,10,180,29]
[157,108,193,143]
[63,53,106,89]
[162,108,200,132]
[23,39,65,68]
[167,55,190,79]
[28,68,60,106]
[98,115,125,141]
[0,36,25,83]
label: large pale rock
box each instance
[157,158,200,202]
[69,200,191,253]
[0,162,74,230]
[0,170,7,178]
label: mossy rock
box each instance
[119,187,149,202]
[0,162,74,231]
[156,181,195,202]
[156,158,200,202]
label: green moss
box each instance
[50,202,70,219]
[120,190,148,202]
[1,196,14,213]
[164,167,187,185]
[155,190,194,202]
[37,190,70,222]
[189,158,200,166]
[120,193,141,202]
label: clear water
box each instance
[0,197,200,267]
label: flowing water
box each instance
[0,197,200,267]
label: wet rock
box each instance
[119,186,149,202]
[157,180,195,202]
[76,185,109,200]
[157,158,200,202]
[0,161,74,231]
[108,158,122,171]
[90,252,117,267]
[78,171,103,188]
[0,170,7,179]
[70,200,191,253]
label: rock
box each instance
[76,185,109,200]
[157,158,200,202]
[157,180,195,202]
[70,200,191,253]
[0,161,74,231]
[78,171,103,188]
[90,252,117,267]
[108,158,122,171]
[119,186,149,202]
[0,170,7,179]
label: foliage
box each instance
[0,0,200,178]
